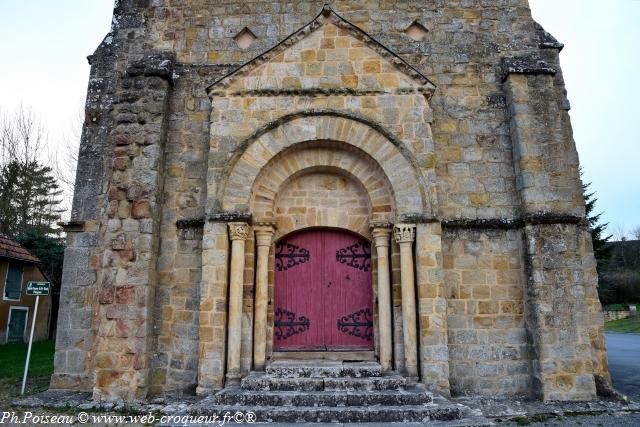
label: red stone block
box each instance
[126,184,148,201]
[133,352,145,370]
[115,285,135,304]
[116,319,130,338]
[113,157,129,171]
[108,186,124,201]
[132,201,152,219]
[98,285,115,304]
[115,134,132,146]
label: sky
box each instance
[0,1,638,236]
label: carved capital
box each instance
[228,222,249,241]
[393,223,416,244]
[254,225,275,247]
[371,226,392,248]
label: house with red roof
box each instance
[0,234,51,344]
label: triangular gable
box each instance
[207,5,436,95]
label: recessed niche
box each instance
[234,27,258,49]
[404,21,429,41]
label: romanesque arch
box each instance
[250,141,395,238]
[218,112,431,217]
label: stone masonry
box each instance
[53,0,611,403]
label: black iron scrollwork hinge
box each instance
[275,242,310,271]
[336,241,371,271]
[274,307,310,340]
[337,308,373,341]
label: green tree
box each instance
[583,180,612,267]
[0,160,63,237]
[581,174,616,304]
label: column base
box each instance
[196,385,219,396]
[225,372,242,386]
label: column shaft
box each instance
[372,227,393,371]
[253,225,274,371]
[226,222,249,383]
[395,224,418,378]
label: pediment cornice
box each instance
[206,5,436,97]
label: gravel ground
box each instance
[501,412,640,426]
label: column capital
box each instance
[370,221,393,230]
[228,222,249,241]
[254,224,275,247]
[394,223,416,244]
[371,226,392,247]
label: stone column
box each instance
[372,226,393,371]
[226,222,249,383]
[253,225,274,371]
[394,223,418,378]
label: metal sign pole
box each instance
[21,295,39,395]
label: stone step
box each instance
[190,403,464,423]
[323,375,406,391]
[241,372,406,392]
[265,360,382,378]
[213,387,432,407]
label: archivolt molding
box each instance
[250,143,395,231]
[218,112,431,217]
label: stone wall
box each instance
[196,222,229,393]
[603,311,632,322]
[274,172,371,236]
[444,228,531,396]
[151,226,202,394]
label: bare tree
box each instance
[612,224,629,242]
[0,107,63,237]
[632,226,640,241]
[0,105,46,167]
[51,104,83,219]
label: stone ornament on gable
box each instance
[393,224,416,244]
[228,222,250,241]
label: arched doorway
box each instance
[273,228,374,352]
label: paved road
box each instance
[606,332,640,402]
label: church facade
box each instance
[53,0,611,402]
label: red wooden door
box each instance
[274,229,374,351]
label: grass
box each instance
[0,340,55,379]
[605,316,640,333]
[0,340,55,403]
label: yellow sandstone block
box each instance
[363,60,381,73]
[301,50,316,61]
